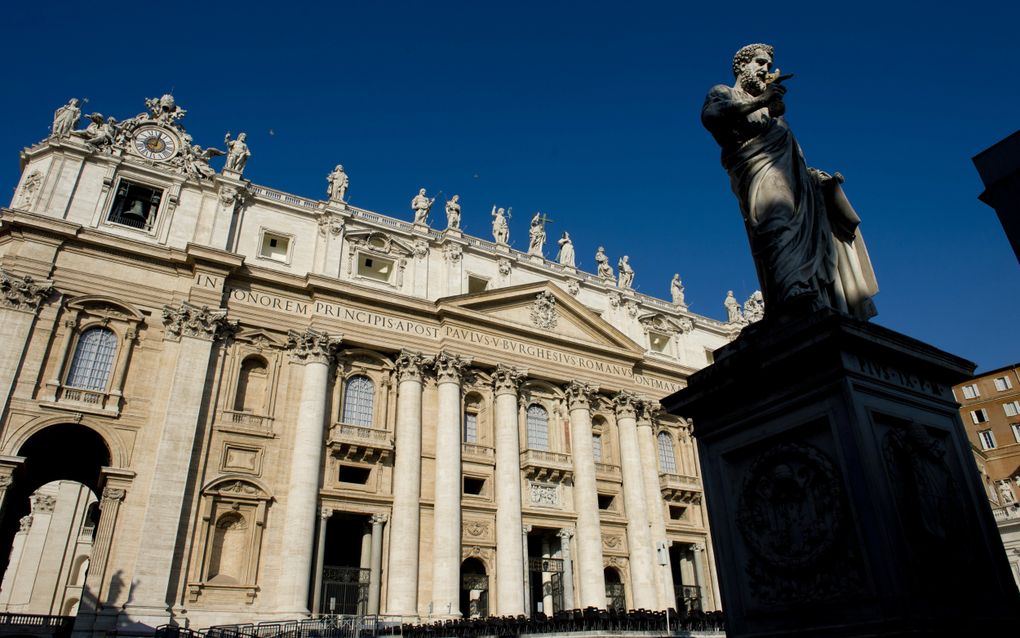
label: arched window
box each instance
[208,512,248,583]
[234,356,269,413]
[65,327,117,391]
[526,404,549,450]
[342,375,375,427]
[657,432,678,474]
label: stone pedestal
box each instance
[662,310,1020,637]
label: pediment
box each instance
[234,327,287,350]
[439,281,642,353]
[638,312,694,335]
[344,230,414,258]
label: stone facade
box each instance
[0,97,732,632]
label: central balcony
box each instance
[659,472,703,504]
[520,448,573,483]
[328,423,394,463]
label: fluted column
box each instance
[386,350,427,616]
[125,302,235,626]
[565,381,606,608]
[492,364,526,616]
[368,513,387,615]
[0,269,53,419]
[691,543,707,609]
[613,392,657,609]
[636,400,674,609]
[311,507,333,615]
[277,329,341,616]
[431,351,470,618]
[557,528,575,610]
[522,524,533,614]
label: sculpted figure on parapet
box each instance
[445,195,461,229]
[491,206,509,245]
[724,290,742,324]
[73,113,117,151]
[51,98,81,138]
[557,232,575,267]
[617,255,634,289]
[528,212,547,257]
[702,43,878,320]
[595,246,613,280]
[670,274,686,307]
[411,188,435,224]
[224,132,251,173]
[327,165,349,202]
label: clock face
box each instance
[133,126,178,161]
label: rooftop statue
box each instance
[595,246,614,280]
[670,273,686,307]
[528,212,548,257]
[724,290,742,324]
[557,231,575,267]
[743,290,764,323]
[327,165,349,202]
[224,132,251,173]
[702,44,877,321]
[491,206,509,245]
[50,98,81,139]
[445,195,461,229]
[411,188,435,224]
[183,142,225,180]
[72,113,117,151]
[617,255,634,289]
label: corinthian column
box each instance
[613,391,657,609]
[636,400,674,609]
[492,364,526,616]
[431,351,471,618]
[565,381,607,609]
[126,302,236,626]
[386,350,427,617]
[0,269,53,419]
[277,328,341,616]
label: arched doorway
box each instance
[0,424,111,615]
[460,558,488,618]
[604,567,625,611]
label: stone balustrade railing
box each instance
[659,472,703,504]
[520,448,573,482]
[594,462,621,478]
[993,504,1020,522]
[461,443,495,461]
[220,410,274,432]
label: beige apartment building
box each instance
[0,96,738,634]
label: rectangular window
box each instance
[467,276,488,294]
[338,465,371,484]
[669,505,687,521]
[357,253,394,282]
[1011,423,1020,444]
[994,376,1013,392]
[597,494,615,510]
[961,384,980,400]
[978,429,996,450]
[108,180,163,230]
[649,332,670,353]
[259,231,291,262]
[971,409,989,424]
[463,477,485,496]
[1004,401,1020,417]
[463,412,478,444]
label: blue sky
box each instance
[2,1,1017,372]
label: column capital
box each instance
[692,543,705,552]
[162,301,237,342]
[636,398,661,425]
[287,328,342,364]
[557,527,575,540]
[0,268,54,314]
[523,524,533,534]
[371,513,389,525]
[102,487,127,502]
[394,349,427,382]
[319,507,334,520]
[564,380,596,411]
[432,350,471,384]
[612,391,639,419]
[492,363,526,396]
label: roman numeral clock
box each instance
[132,125,179,161]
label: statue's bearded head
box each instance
[732,43,774,96]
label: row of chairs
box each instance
[384,607,725,637]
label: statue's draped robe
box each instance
[703,85,877,320]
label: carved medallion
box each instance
[530,291,558,329]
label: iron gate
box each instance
[528,557,564,614]
[319,566,369,615]
[606,582,626,611]
[461,573,489,618]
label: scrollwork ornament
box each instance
[162,301,237,342]
[318,213,345,237]
[286,328,342,364]
[0,269,54,313]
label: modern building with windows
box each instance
[953,362,1020,588]
[0,96,736,633]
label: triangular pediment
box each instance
[438,281,643,353]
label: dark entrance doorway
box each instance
[319,513,369,615]
[604,567,625,611]
[669,543,701,612]
[459,558,488,618]
[526,530,564,617]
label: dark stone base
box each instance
[662,310,1020,637]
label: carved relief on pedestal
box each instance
[0,269,54,313]
[286,328,342,364]
[601,533,624,551]
[162,301,237,342]
[463,519,491,539]
[14,170,43,210]
[528,482,559,507]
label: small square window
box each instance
[463,477,485,496]
[357,253,394,282]
[338,465,371,484]
[1004,402,1020,418]
[669,505,687,520]
[108,180,163,230]
[259,231,291,262]
[961,384,980,400]
[971,409,989,424]
[649,332,670,353]
[597,494,615,510]
[978,429,996,450]
[468,276,488,294]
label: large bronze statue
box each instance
[702,43,877,320]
